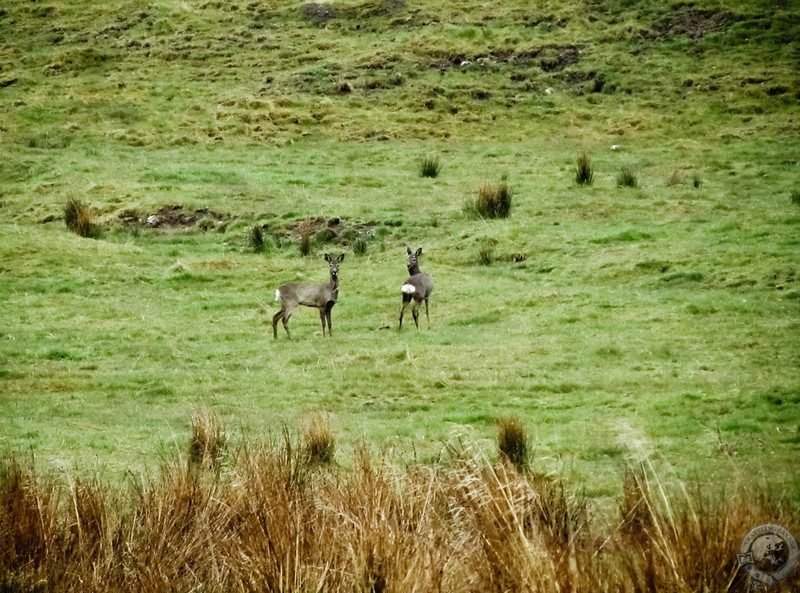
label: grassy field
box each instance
[1,0,799,510]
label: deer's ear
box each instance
[406,246,412,255]
[338,253,345,262]
[415,248,423,257]
[324,253,331,262]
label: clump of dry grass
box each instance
[302,411,336,464]
[188,406,227,469]
[0,442,798,592]
[465,180,513,219]
[575,152,594,185]
[299,219,314,256]
[667,169,682,186]
[63,198,100,238]
[497,416,528,471]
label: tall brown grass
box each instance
[575,152,594,185]
[465,181,513,219]
[0,445,797,592]
[497,416,528,472]
[63,198,100,238]
[188,405,227,469]
[302,410,336,464]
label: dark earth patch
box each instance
[118,205,228,229]
[658,9,731,40]
[285,216,378,244]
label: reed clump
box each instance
[0,446,797,592]
[575,152,594,185]
[497,416,528,471]
[466,181,513,219]
[64,198,100,238]
[419,154,442,178]
[188,406,227,469]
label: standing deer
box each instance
[400,246,434,330]
[273,253,345,338]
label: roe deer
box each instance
[273,253,345,338]
[400,247,434,330]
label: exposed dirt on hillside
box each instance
[658,9,731,40]
[285,216,379,243]
[429,44,584,73]
[117,205,228,229]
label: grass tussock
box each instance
[478,244,494,265]
[465,181,513,219]
[188,406,227,469]
[299,219,313,256]
[497,416,528,472]
[63,198,100,238]
[575,152,594,185]
[353,237,367,256]
[617,166,638,188]
[1,445,796,593]
[302,411,336,464]
[667,169,682,186]
[419,154,442,178]
[249,224,265,252]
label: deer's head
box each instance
[406,247,423,274]
[324,253,345,279]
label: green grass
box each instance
[1,0,799,506]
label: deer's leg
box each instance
[424,296,430,326]
[281,311,292,339]
[400,294,412,330]
[318,308,325,336]
[272,309,285,339]
[412,298,421,329]
[278,302,296,339]
[325,302,334,336]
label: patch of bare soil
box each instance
[429,44,583,73]
[302,3,336,23]
[117,205,227,229]
[659,9,731,40]
[285,216,378,244]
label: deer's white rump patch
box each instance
[275,289,281,301]
[401,284,416,294]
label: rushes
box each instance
[465,180,514,219]
[302,411,336,464]
[188,406,227,469]
[1,447,798,592]
[617,165,638,187]
[419,154,442,178]
[299,219,313,256]
[497,416,528,471]
[575,152,594,185]
[64,198,100,238]
[249,224,265,252]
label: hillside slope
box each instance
[1,0,798,148]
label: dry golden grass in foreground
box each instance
[1,439,798,593]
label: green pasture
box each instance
[0,0,798,504]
